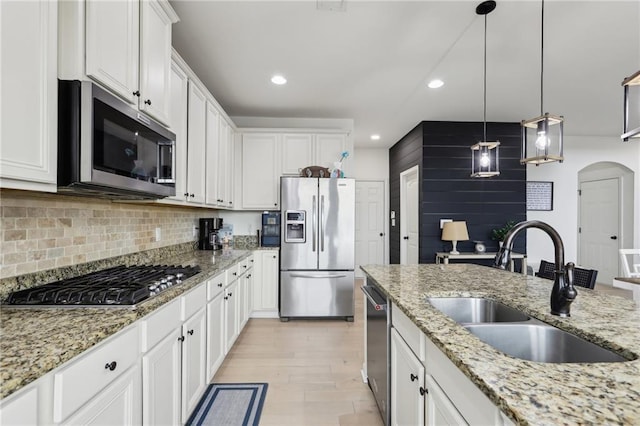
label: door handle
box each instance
[312,195,317,252]
[320,195,325,252]
[610,236,618,240]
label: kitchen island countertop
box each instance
[361,263,640,425]
[0,249,251,400]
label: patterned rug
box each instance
[186,383,268,426]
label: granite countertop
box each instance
[361,263,640,426]
[0,249,252,400]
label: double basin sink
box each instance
[427,297,628,363]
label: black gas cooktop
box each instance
[5,264,201,308]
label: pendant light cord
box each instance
[540,0,544,116]
[483,12,488,141]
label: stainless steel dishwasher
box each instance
[362,282,389,426]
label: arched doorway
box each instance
[578,162,635,284]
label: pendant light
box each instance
[520,0,564,165]
[470,0,500,178]
[622,70,640,141]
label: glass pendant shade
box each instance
[622,70,640,141]
[471,141,500,177]
[521,113,564,165]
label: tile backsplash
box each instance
[0,190,214,279]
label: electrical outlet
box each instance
[155,227,161,242]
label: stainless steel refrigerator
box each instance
[280,177,355,320]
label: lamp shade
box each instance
[442,221,469,242]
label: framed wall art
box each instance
[526,181,553,211]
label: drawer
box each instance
[227,263,239,283]
[391,302,425,361]
[140,298,181,352]
[182,282,207,320]
[237,257,249,275]
[53,325,139,423]
[207,270,227,300]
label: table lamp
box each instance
[442,221,469,255]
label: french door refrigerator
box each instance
[280,177,355,321]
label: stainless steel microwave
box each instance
[58,80,176,199]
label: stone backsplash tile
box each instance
[0,189,218,280]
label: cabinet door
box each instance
[241,133,280,209]
[258,251,279,312]
[181,308,207,423]
[224,280,239,353]
[62,365,142,426]
[138,0,172,124]
[0,0,57,190]
[142,328,181,426]
[391,328,425,426]
[205,103,220,206]
[282,133,314,175]
[0,386,38,425]
[166,59,188,203]
[186,82,207,204]
[225,125,235,208]
[206,292,225,381]
[315,134,347,170]
[85,0,139,104]
[426,375,467,426]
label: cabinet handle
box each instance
[104,361,117,371]
[184,192,189,197]
[190,193,195,198]
[403,236,409,240]
[218,283,223,287]
[178,336,185,342]
[410,373,418,382]
[144,99,152,105]
[224,296,228,300]
[132,90,140,97]
[274,203,277,206]
[243,265,247,268]
[419,387,428,396]
[233,272,237,276]
[229,292,233,297]
[188,329,194,335]
[273,255,277,259]
[247,274,251,278]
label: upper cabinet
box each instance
[165,54,189,204]
[60,0,178,125]
[186,81,207,205]
[0,0,58,192]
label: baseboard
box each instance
[250,310,279,319]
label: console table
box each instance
[435,252,527,275]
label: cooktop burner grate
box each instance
[6,264,201,307]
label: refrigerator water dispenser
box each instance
[285,210,306,243]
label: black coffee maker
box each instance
[198,218,223,250]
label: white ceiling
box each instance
[170,0,640,149]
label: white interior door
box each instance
[579,178,620,284]
[400,166,419,264]
[355,181,385,277]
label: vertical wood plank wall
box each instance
[389,121,527,266]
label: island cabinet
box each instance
[390,303,510,426]
[0,0,58,193]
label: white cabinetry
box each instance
[186,81,207,204]
[206,271,227,380]
[391,328,425,426]
[224,276,240,353]
[241,133,280,209]
[181,285,207,423]
[0,0,57,192]
[315,133,348,171]
[281,133,314,175]
[83,0,177,124]
[425,375,467,426]
[252,250,280,318]
[165,55,189,204]
[0,386,39,425]
[53,325,140,423]
[205,103,221,206]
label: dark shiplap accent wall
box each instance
[389,121,527,266]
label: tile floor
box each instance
[213,278,384,426]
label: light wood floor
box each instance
[213,279,384,426]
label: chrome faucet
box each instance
[493,220,577,317]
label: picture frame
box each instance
[526,181,553,211]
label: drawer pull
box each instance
[188,329,194,336]
[410,373,418,382]
[104,361,117,371]
[419,386,428,396]
[233,272,237,276]
[178,336,185,342]
[218,283,223,287]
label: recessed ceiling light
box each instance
[271,75,287,85]
[370,134,381,141]
[427,79,444,89]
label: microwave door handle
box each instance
[312,195,317,252]
[320,195,325,252]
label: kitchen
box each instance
[1,0,640,425]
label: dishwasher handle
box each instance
[361,285,387,311]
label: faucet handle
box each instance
[565,262,575,286]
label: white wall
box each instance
[526,135,640,270]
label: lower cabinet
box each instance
[390,328,425,426]
[181,307,207,423]
[251,250,279,318]
[425,375,467,426]
[142,328,182,426]
[224,279,240,353]
[62,365,141,426]
[0,386,39,425]
[206,291,226,380]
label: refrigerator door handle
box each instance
[320,195,325,252]
[289,273,347,279]
[312,195,317,252]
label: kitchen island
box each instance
[361,263,640,425]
